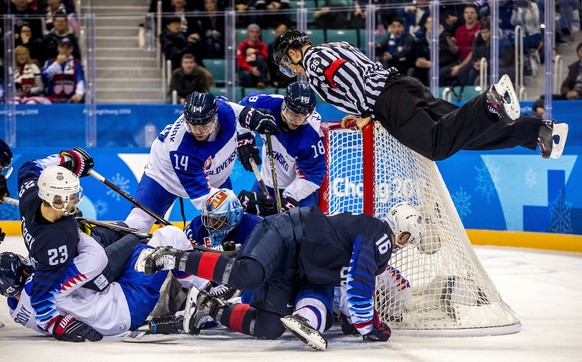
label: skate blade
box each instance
[495,74,520,121]
[134,248,155,273]
[183,287,200,334]
[550,123,568,159]
[281,316,328,351]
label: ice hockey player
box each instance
[0,226,208,340]
[0,139,13,204]
[135,202,425,350]
[124,91,277,232]
[236,82,326,216]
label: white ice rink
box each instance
[1,236,581,362]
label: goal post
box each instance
[320,121,521,336]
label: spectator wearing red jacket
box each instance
[236,23,269,88]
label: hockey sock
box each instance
[294,297,327,333]
[219,303,255,336]
[182,252,231,284]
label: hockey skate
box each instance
[538,120,569,159]
[281,315,328,351]
[139,315,184,334]
[134,246,182,275]
[187,287,228,335]
[486,74,520,125]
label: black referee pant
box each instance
[373,75,541,161]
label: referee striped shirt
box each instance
[303,41,399,117]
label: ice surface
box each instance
[1,237,582,362]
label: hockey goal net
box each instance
[320,122,521,336]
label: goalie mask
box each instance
[202,189,243,247]
[38,166,83,215]
[385,202,425,250]
[0,252,31,298]
[0,139,13,178]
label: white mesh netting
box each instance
[323,123,521,336]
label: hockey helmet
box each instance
[0,139,13,178]
[184,92,218,126]
[385,202,425,248]
[37,166,83,214]
[284,82,316,115]
[0,252,30,298]
[201,189,243,247]
[273,30,311,77]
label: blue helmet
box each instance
[0,252,30,298]
[201,189,243,247]
[183,92,218,125]
[284,82,316,115]
[0,139,13,178]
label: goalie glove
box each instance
[0,175,9,202]
[50,314,103,342]
[237,190,277,216]
[239,106,279,135]
[236,132,262,172]
[59,147,94,178]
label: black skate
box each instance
[538,120,569,159]
[139,315,184,334]
[134,246,182,275]
[486,74,520,125]
[186,287,228,335]
[281,315,328,351]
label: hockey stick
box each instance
[76,217,237,256]
[88,169,171,226]
[264,131,282,213]
[1,196,19,205]
[248,158,270,197]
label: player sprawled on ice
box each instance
[135,202,425,350]
[272,30,568,161]
[0,139,13,204]
[124,91,274,232]
[0,226,209,340]
[236,82,326,215]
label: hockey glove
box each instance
[236,132,262,172]
[237,190,277,216]
[362,310,391,342]
[0,175,9,202]
[60,147,94,178]
[239,106,279,135]
[50,314,103,342]
[280,196,299,212]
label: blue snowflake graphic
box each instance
[0,203,19,220]
[524,168,537,189]
[94,199,109,217]
[452,187,471,218]
[474,163,496,203]
[106,173,131,202]
[547,191,573,234]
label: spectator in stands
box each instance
[160,16,205,70]
[510,0,542,76]
[41,12,81,65]
[14,45,47,104]
[396,0,430,34]
[313,0,354,30]
[255,0,290,29]
[531,98,545,118]
[438,13,461,86]
[450,4,480,81]
[410,15,433,86]
[168,53,210,103]
[42,0,71,33]
[559,0,580,42]
[170,0,199,35]
[235,0,257,27]
[378,17,415,75]
[195,0,226,59]
[561,42,582,100]
[41,37,85,103]
[268,23,290,88]
[236,23,268,88]
[455,19,491,86]
[15,23,43,63]
[10,0,43,40]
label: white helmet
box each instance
[37,166,83,214]
[201,189,243,247]
[385,202,425,247]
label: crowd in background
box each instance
[1,0,582,105]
